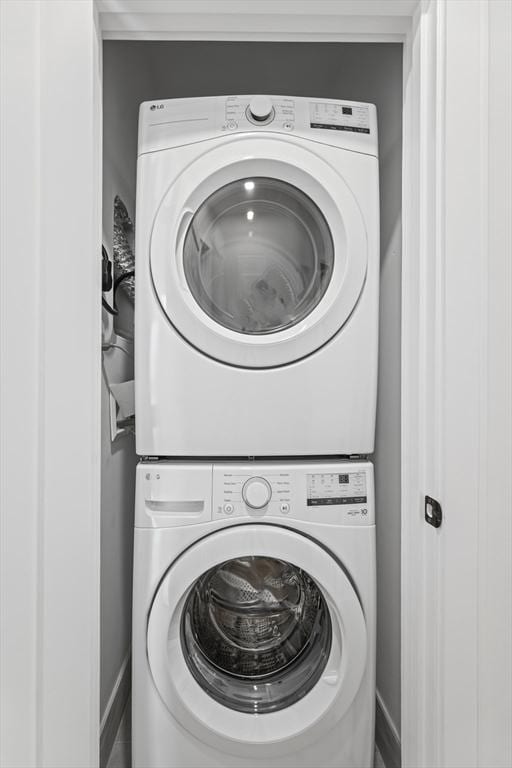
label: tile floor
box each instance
[107,703,386,768]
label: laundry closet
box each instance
[101,41,402,768]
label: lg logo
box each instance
[150,103,164,111]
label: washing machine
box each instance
[135,95,379,457]
[132,459,376,768]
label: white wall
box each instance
[102,40,403,735]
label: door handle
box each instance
[175,209,194,254]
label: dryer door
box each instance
[150,136,368,368]
[147,525,367,747]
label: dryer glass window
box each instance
[183,178,334,335]
[181,555,332,713]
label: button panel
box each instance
[211,462,374,525]
[307,471,367,506]
[309,101,371,134]
[222,96,296,132]
[214,471,292,517]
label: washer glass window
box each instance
[182,178,334,335]
[181,555,332,714]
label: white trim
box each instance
[432,3,446,764]
[1,2,102,766]
[97,0,413,41]
[400,3,436,765]
[476,0,491,763]
[100,24,409,44]
[400,3,512,767]
[439,3,488,764]
[477,2,512,766]
[96,0,417,15]
[0,3,42,764]
[36,3,102,766]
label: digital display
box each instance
[309,102,370,134]
[306,472,367,506]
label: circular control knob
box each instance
[242,477,272,509]
[248,95,274,122]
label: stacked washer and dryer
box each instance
[133,95,380,768]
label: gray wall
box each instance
[101,51,154,720]
[102,40,402,735]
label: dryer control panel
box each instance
[222,95,296,131]
[138,95,378,157]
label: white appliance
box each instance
[132,459,376,768]
[135,95,379,457]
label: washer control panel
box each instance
[137,461,374,527]
[212,462,374,525]
[214,470,292,517]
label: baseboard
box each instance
[100,650,131,768]
[375,690,401,768]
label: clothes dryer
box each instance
[135,95,379,456]
[132,459,376,768]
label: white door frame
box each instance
[1,2,510,767]
[1,2,102,767]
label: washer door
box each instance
[147,525,367,746]
[150,137,368,368]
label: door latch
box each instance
[425,495,442,528]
